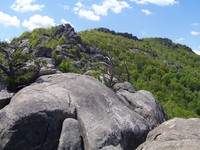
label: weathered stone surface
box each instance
[116,89,166,129]
[0,73,166,150]
[136,118,200,150]
[58,118,82,150]
[18,39,30,48]
[21,47,31,54]
[96,28,139,40]
[38,35,50,44]
[33,46,52,58]
[36,57,57,76]
[54,24,81,44]
[113,82,136,93]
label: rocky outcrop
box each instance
[115,84,166,129]
[96,27,139,41]
[136,118,200,150]
[37,57,57,76]
[0,73,166,150]
[54,24,81,44]
[33,46,52,58]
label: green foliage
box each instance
[58,59,81,73]
[18,31,31,40]
[3,26,200,118]
[6,64,38,90]
[89,70,103,79]
[79,29,200,118]
[28,27,54,49]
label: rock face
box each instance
[96,27,139,41]
[58,118,82,150]
[136,118,200,150]
[33,46,52,58]
[115,83,166,129]
[0,73,166,150]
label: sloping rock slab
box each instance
[116,86,166,129]
[0,73,166,150]
[136,118,200,150]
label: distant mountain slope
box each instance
[0,24,200,118]
[79,28,200,118]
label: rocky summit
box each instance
[0,73,166,150]
[0,23,200,149]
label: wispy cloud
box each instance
[193,49,200,55]
[73,0,130,21]
[141,9,152,15]
[0,11,20,27]
[22,14,55,30]
[192,23,199,26]
[61,19,74,27]
[11,0,44,13]
[130,0,179,6]
[190,31,200,36]
[92,0,131,16]
[73,2,100,21]
[176,37,185,43]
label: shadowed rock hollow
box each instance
[0,73,166,150]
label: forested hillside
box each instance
[79,28,200,118]
[0,25,200,118]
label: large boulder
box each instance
[33,46,52,58]
[136,118,200,150]
[0,73,166,150]
[115,83,166,129]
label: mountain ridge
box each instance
[0,24,200,118]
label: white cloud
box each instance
[22,15,55,30]
[192,23,199,26]
[73,2,100,21]
[11,0,44,13]
[193,50,200,55]
[130,0,179,6]
[61,19,74,27]
[73,0,130,21]
[176,37,185,43]
[141,9,152,15]
[0,11,20,27]
[92,0,131,16]
[61,19,70,24]
[190,31,200,36]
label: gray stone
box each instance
[21,47,31,54]
[18,39,30,48]
[37,57,56,76]
[58,118,82,150]
[33,46,52,58]
[114,82,136,93]
[116,89,166,129]
[0,73,166,150]
[54,25,65,37]
[136,118,200,150]
[38,35,50,44]
[55,45,62,51]
[62,44,72,49]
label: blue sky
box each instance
[0,0,200,54]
